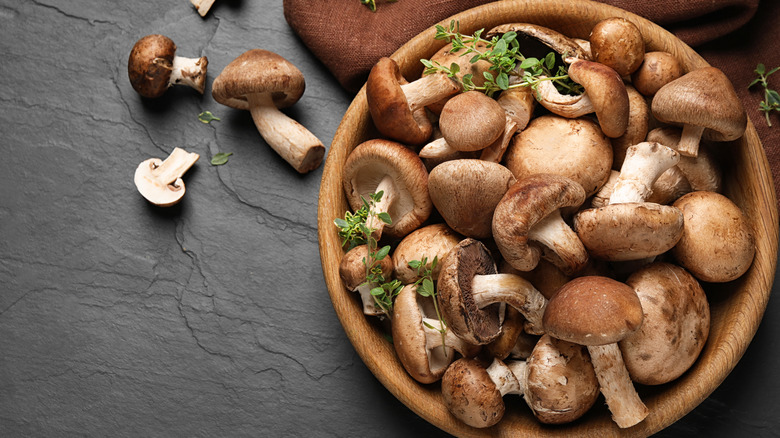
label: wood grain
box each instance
[317,0,779,436]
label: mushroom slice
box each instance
[620,262,710,385]
[339,244,394,316]
[342,139,431,240]
[128,35,208,98]
[652,66,747,157]
[211,49,325,173]
[134,147,199,207]
[543,276,648,428]
[492,174,589,276]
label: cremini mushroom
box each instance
[492,174,589,276]
[366,57,458,145]
[134,147,199,207]
[652,66,747,157]
[630,51,684,97]
[190,0,215,16]
[211,49,325,173]
[392,223,462,284]
[620,262,710,385]
[543,276,648,428]
[671,191,756,282]
[339,244,394,316]
[425,40,493,113]
[342,139,432,240]
[588,17,645,77]
[427,159,516,239]
[128,34,208,98]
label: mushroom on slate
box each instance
[339,244,394,316]
[134,147,199,207]
[543,276,648,428]
[652,66,747,157]
[427,159,516,239]
[620,262,710,385]
[128,34,208,98]
[342,139,431,240]
[190,0,215,16]
[671,191,756,282]
[588,17,645,77]
[492,174,589,276]
[211,49,325,173]
[392,284,480,384]
[437,238,548,344]
[366,57,459,145]
[392,223,462,284]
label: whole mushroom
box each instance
[392,223,462,284]
[631,51,684,96]
[588,17,645,77]
[128,34,208,98]
[211,49,325,173]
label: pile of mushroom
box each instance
[337,17,754,430]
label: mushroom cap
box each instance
[543,276,644,346]
[652,66,747,142]
[566,58,630,138]
[392,223,462,284]
[588,17,645,77]
[610,85,650,170]
[437,238,503,345]
[671,191,755,282]
[342,139,432,239]
[574,202,684,261]
[428,159,516,239]
[338,244,393,291]
[620,262,710,385]
[441,358,505,428]
[486,23,590,61]
[128,34,177,98]
[492,174,588,275]
[426,40,493,112]
[630,51,684,97]
[366,57,433,145]
[392,284,456,384]
[504,115,612,197]
[439,91,506,152]
[525,334,600,424]
[211,49,305,110]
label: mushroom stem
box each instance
[609,142,680,204]
[422,317,475,358]
[151,147,200,185]
[486,357,524,396]
[355,282,382,316]
[676,124,706,157]
[400,73,459,113]
[587,343,648,428]
[364,174,398,239]
[134,147,200,207]
[419,137,457,159]
[247,92,326,173]
[527,209,588,275]
[471,274,547,334]
[170,54,208,94]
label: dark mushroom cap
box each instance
[128,34,177,98]
[437,238,502,345]
[211,49,305,110]
[365,57,433,145]
[543,276,644,346]
[441,358,505,428]
[342,139,431,239]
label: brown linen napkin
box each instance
[284,0,780,203]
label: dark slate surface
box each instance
[0,1,777,437]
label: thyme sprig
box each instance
[408,256,447,353]
[749,63,780,127]
[421,20,582,97]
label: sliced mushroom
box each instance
[339,244,394,316]
[211,49,325,173]
[128,34,208,98]
[134,147,199,207]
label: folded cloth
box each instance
[284,0,780,203]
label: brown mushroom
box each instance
[671,191,756,282]
[652,66,747,157]
[211,49,325,173]
[611,85,650,169]
[646,126,723,193]
[134,147,199,207]
[342,139,431,240]
[620,262,710,385]
[339,244,394,316]
[588,17,645,77]
[128,34,208,98]
[424,40,494,113]
[630,51,684,97]
[392,223,462,284]
[486,23,590,61]
[543,276,648,428]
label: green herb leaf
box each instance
[198,111,220,124]
[210,152,232,166]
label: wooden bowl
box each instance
[317,0,779,435]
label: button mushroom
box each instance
[342,139,432,240]
[339,244,394,316]
[588,17,645,77]
[543,275,648,428]
[620,262,710,385]
[134,147,199,207]
[651,66,747,157]
[128,34,208,98]
[630,51,684,97]
[391,223,462,284]
[211,49,325,173]
[492,173,589,276]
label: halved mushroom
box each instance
[134,147,199,207]
[128,34,208,98]
[339,244,394,316]
[211,49,325,173]
[342,139,432,240]
[392,223,462,284]
[543,276,648,428]
[588,17,645,77]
